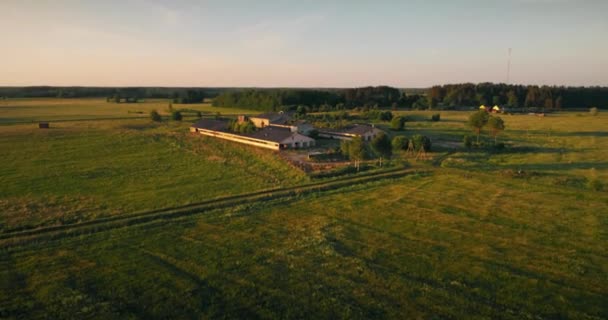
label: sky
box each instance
[1,0,607,87]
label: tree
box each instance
[507,90,519,108]
[150,110,162,122]
[487,116,505,144]
[412,135,432,152]
[390,116,406,131]
[370,132,392,159]
[171,111,182,121]
[391,135,408,151]
[467,110,489,143]
[492,95,501,106]
[341,137,366,170]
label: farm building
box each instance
[190,118,315,151]
[250,111,294,128]
[318,124,384,141]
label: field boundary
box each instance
[0,167,430,248]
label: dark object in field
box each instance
[38,122,49,129]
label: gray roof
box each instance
[191,118,230,132]
[252,111,293,125]
[247,126,298,143]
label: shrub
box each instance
[590,107,599,116]
[390,116,406,131]
[371,132,392,159]
[431,113,441,121]
[150,110,162,122]
[379,111,393,121]
[196,111,202,118]
[392,136,408,151]
[171,111,182,121]
[412,134,431,151]
[588,179,604,191]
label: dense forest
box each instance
[213,84,608,112]
[427,83,608,110]
[212,86,422,111]
[1,84,606,110]
[0,86,227,103]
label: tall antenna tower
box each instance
[506,48,512,84]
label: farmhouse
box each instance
[318,124,384,141]
[250,111,294,128]
[190,118,315,151]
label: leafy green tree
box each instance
[150,110,162,122]
[507,90,519,108]
[390,116,405,131]
[467,110,489,143]
[341,137,366,161]
[371,132,392,159]
[412,135,432,151]
[487,116,505,144]
[171,111,182,121]
[391,135,408,151]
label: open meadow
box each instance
[1,99,607,319]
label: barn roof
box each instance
[191,118,230,132]
[251,111,294,125]
[247,126,297,143]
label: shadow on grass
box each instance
[502,162,608,171]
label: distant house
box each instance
[190,118,315,151]
[250,111,294,128]
[318,124,384,141]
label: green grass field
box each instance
[0,98,256,123]
[0,119,306,232]
[1,99,607,318]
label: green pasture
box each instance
[0,119,306,231]
[0,98,256,124]
[1,99,607,318]
[0,171,606,319]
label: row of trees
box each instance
[341,133,432,162]
[212,87,424,112]
[467,110,505,144]
[427,83,608,110]
[0,86,222,100]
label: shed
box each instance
[39,122,50,129]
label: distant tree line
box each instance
[0,86,226,101]
[212,87,424,112]
[426,83,608,110]
[2,84,607,110]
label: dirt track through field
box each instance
[0,167,430,248]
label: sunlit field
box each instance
[1,99,606,319]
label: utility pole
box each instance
[507,48,512,84]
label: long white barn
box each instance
[190,118,315,151]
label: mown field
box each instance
[1,99,607,319]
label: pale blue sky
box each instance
[1,0,607,87]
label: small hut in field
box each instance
[38,122,49,129]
